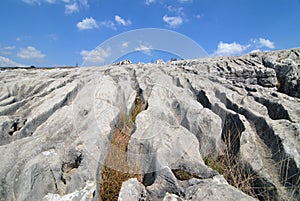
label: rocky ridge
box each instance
[0,48,299,201]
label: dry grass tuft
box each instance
[204,153,258,199]
[100,128,143,201]
[204,120,299,200]
[100,95,146,201]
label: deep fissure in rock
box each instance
[212,90,299,200]
[99,91,147,201]
[204,113,281,200]
[61,152,83,185]
[252,96,292,121]
[221,113,245,156]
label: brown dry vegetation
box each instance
[204,127,299,201]
[99,95,146,201]
[100,95,299,201]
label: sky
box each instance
[0,0,300,67]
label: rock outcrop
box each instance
[0,48,299,201]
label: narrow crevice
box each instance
[196,90,212,109]
[173,77,184,88]
[0,79,77,116]
[99,83,147,201]
[0,98,32,116]
[172,169,202,181]
[1,84,81,145]
[8,118,27,136]
[214,90,300,199]
[240,163,279,201]
[204,115,280,200]
[221,113,245,156]
[49,167,59,192]
[185,78,212,109]
[252,96,292,121]
[61,152,83,185]
[0,97,16,107]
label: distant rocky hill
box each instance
[0,48,299,201]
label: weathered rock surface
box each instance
[0,48,299,201]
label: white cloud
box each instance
[135,42,153,55]
[0,56,25,67]
[122,42,129,49]
[98,16,131,30]
[45,0,56,3]
[3,46,16,50]
[65,3,79,14]
[121,41,129,53]
[145,0,155,5]
[115,15,132,26]
[215,41,249,56]
[250,49,261,53]
[77,17,98,30]
[17,46,45,60]
[80,47,111,64]
[163,15,183,28]
[22,0,40,5]
[194,14,201,19]
[178,0,192,2]
[78,0,89,8]
[166,6,184,16]
[23,0,89,13]
[22,0,56,4]
[99,20,116,30]
[1,46,16,55]
[257,38,275,49]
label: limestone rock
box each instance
[0,48,299,201]
[113,60,132,66]
[118,178,147,201]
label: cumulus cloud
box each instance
[250,49,261,53]
[122,42,129,49]
[115,15,132,26]
[65,3,79,14]
[215,41,249,56]
[0,56,25,67]
[178,0,192,3]
[78,0,88,8]
[163,15,183,28]
[194,14,201,19]
[1,46,16,55]
[166,6,184,16]
[3,46,16,50]
[80,47,111,64]
[45,0,56,3]
[22,0,40,4]
[135,42,153,55]
[256,38,275,49]
[77,17,98,30]
[145,0,155,5]
[17,46,45,60]
[22,0,57,4]
[23,0,89,13]
[214,37,276,56]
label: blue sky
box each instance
[0,0,299,67]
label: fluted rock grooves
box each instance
[0,48,299,201]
